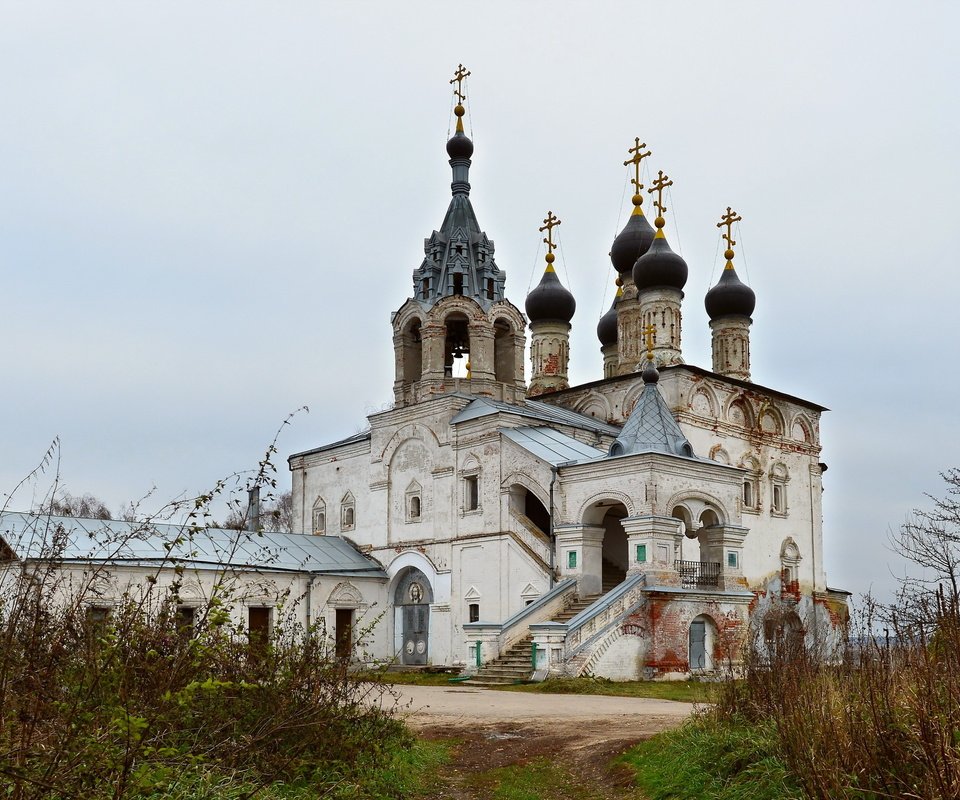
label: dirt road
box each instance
[389,685,696,799]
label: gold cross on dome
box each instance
[450,64,471,104]
[623,138,652,196]
[648,170,674,218]
[539,211,562,256]
[642,323,656,359]
[717,206,742,251]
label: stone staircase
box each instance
[464,560,626,686]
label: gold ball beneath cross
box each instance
[724,249,735,261]
[632,194,643,206]
[454,104,465,117]
[545,252,555,264]
[654,216,665,229]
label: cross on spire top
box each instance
[648,170,674,226]
[539,211,562,268]
[623,138,652,207]
[717,207,742,260]
[642,323,656,360]
[450,64,471,104]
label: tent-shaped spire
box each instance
[609,362,695,458]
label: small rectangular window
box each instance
[248,606,271,650]
[773,485,784,513]
[636,544,647,563]
[468,603,479,623]
[727,551,739,568]
[421,278,430,299]
[176,606,196,636]
[486,278,494,299]
[464,475,479,511]
[453,273,464,295]
[567,551,577,569]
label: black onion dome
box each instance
[705,265,756,320]
[525,266,576,323]
[632,232,688,291]
[446,131,474,159]
[597,291,619,346]
[610,212,655,274]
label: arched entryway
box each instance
[394,567,433,665]
[582,499,628,593]
[508,483,549,535]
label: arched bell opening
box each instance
[444,313,470,379]
[493,317,516,384]
[401,318,423,387]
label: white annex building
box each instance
[286,71,850,682]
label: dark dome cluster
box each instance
[596,292,619,346]
[632,233,688,292]
[446,131,474,159]
[526,266,576,323]
[610,213,655,274]
[705,265,756,320]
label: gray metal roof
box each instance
[501,426,606,466]
[0,512,386,577]
[288,430,371,462]
[451,397,620,437]
[609,376,696,459]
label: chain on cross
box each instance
[450,64,471,104]
[648,170,674,219]
[539,211,562,257]
[623,138,652,197]
[717,206,742,252]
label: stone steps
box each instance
[462,568,630,685]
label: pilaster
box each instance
[621,514,683,586]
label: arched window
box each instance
[770,463,790,516]
[461,459,480,513]
[739,455,761,513]
[312,498,326,535]
[341,492,356,531]
[405,480,422,523]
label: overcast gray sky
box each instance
[1,1,956,602]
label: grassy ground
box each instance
[139,740,452,799]
[619,716,801,800]
[499,676,715,704]
[369,670,715,703]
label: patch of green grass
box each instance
[620,715,801,800]
[468,757,608,800]
[359,668,463,687]
[136,740,452,800]
[499,676,715,703]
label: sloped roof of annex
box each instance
[0,512,387,578]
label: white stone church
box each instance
[285,74,850,681]
[0,72,849,681]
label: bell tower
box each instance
[392,67,526,407]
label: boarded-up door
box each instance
[689,620,706,670]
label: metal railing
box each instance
[675,560,721,589]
